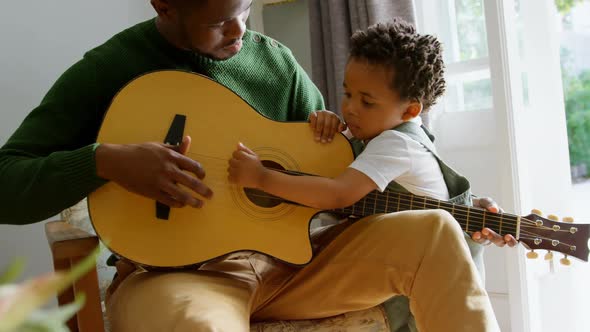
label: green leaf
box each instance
[0,258,25,285]
[0,247,99,332]
[14,295,86,332]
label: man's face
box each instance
[169,0,252,60]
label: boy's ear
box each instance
[402,101,423,121]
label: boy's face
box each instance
[341,59,412,141]
[155,0,251,60]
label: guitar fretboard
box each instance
[331,191,520,237]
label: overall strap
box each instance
[391,122,472,205]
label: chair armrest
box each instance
[45,220,105,332]
[45,221,99,260]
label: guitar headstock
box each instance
[519,211,590,263]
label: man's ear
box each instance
[402,101,423,122]
[151,0,174,19]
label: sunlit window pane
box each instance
[445,71,493,112]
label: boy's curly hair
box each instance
[349,19,446,111]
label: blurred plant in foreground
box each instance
[0,247,99,332]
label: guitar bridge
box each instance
[156,114,186,220]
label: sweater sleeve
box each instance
[0,57,108,225]
[288,60,325,121]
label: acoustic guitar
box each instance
[88,70,590,268]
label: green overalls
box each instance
[350,121,484,332]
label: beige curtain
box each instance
[309,0,416,114]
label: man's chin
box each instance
[201,40,243,61]
[205,50,239,61]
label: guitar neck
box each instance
[331,191,520,237]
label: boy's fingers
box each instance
[472,232,490,245]
[326,118,340,142]
[309,112,317,129]
[505,234,518,247]
[483,228,506,247]
[320,119,331,142]
[314,114,326,141]
[238,142,255,155]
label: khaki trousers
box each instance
[107,210,500,332]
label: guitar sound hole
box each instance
[244,160,285,208]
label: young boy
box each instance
[228,19,449,210]
[229,19,487,332]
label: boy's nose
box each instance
[345,106,358,117]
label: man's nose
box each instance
[225,17,246,40]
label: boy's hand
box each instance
[471,197,518,247]
[309,110,347,143]
[228,143,267,188]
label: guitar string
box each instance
[184,176,538,230]
[176,174,564,235]
[160,158,581,255]
[178,154,575,235]
[180,175,577,241]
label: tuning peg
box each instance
[563,216,574,223]
[527,250,539,259]
[547,214,559,221]
[547,252,555,273]
[560,255,572,266]
[531,209,543,216]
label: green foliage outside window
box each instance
[562,68,590,171]
[555,0,585,14]
[556,0,590,176]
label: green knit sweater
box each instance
[0,19,324,225]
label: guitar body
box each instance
[88,70,354,268]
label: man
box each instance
[0,1,515,331]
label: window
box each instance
[557,0,590,181]
[417,0,493,112]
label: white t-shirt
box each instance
[348,119,450,200]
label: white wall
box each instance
[262,0,312,75]
[0,1,153,284]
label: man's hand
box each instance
[228,142,267,188]
[471,197,518,247]
[309,110,347,143]
[95,135,213,208]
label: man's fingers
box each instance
[167,136,191,155]
[179,135,192,155]
[161,181,203,208]
[155,191,184,208]
[175,154,206,179]
[173,169,213,199]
